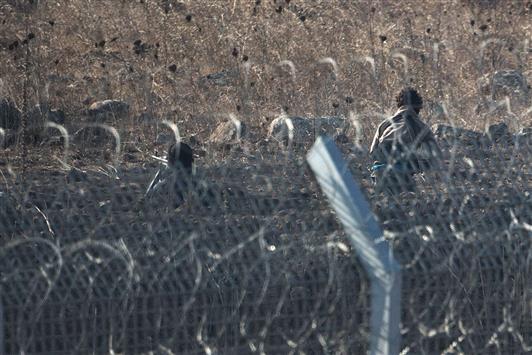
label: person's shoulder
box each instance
[399,108,424,124]
[379,109,402,124]
[410,113,430,128]
[392,107,411,121]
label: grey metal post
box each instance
[307,136,401,355]
[0,295,4,355]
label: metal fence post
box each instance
[307,136,401,355]
[0,295,4,355]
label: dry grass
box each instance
[1,3,531,353]
[0,0,531,171]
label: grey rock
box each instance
[128,167,145,175]
[124,153,138,162]
[159,0,186,13]
[492,70,528,95]
[515,127,532,145]
[48,108,66,125]
[29,104,65,124]
[518,127,532,135]
[268,116,311,143]
[432,124,460,139]
[46,74,75,83]
[156,132,174,145]
[480,70,529,102]
[137,112,155,125]
[335,133,350,144]
[189,134,201,146]
[0,98,21,130]
[88,100,129,122]
[0,191,23,234]
[0,128,18,148]
[66,167,88,183]
[73,125,113,146]
[432,124,483,145]
[124,142,141,153]
[25,104,66,141]
[209,120,247,145]
[268,115,349,144]
[199,70,238,87]
[486,122,510,141]
[429,102,447,118]
[460,129,484,142]
[26,104,46,134]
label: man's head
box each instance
[396,87,423,113]
[168,142,194,172]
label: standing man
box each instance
[369,87,442,193]
[145,142,194,206]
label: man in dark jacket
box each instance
[145,142,194,206]
[370,87,442,193]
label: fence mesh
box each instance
[1,1,531,350]
[378,130,532,354]
[1,121,531,354]
[0,145,371,354]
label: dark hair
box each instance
[396,87,423,112]
[168,142,193,171]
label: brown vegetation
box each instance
[1,3,531,353]
[0,0,531,169]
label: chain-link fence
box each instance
[0,142,372,354]
[376,126,532,354]
[1,1,531,351]
[1,118,531,354]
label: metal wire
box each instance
[0,120,530,354]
